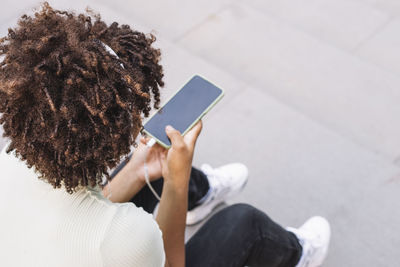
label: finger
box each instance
[154,143,167,153]
[140,136,150,145]
[160,149,167,159]
[140,137,146,144]
[184,120,202,148]
[160,149,167,165]
[145,142,166,158]
[165,125,185,149]
[151,144,166,158]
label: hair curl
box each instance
[0,3,164,193]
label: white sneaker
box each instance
[286,216,331,267]
[186,163,248,225]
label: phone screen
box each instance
[143,75,223,147]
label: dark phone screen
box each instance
[143,75,223,146]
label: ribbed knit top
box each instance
[0,144,165,267]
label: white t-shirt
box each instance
[0,145,165,267]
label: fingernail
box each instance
[166,125,174,131]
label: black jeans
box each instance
[110,155,302,267]
[186,204,302,267]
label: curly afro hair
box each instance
[0,2,164,193]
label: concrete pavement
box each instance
[1,1,400,266]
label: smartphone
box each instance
[143,75,224,148]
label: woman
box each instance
[0,3,330,267]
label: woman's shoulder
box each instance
[100,202,165,267]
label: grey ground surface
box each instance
[2,1,400,266]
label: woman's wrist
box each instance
[163,178,189,195]
[162,169,191,193]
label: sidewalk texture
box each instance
[1,1,400,266]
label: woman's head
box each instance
[0,2,164,193]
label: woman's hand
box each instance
[126,137,166,184]
[160,121,203,188]
[102,137,166,203]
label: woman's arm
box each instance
[102,162,146,203]
[103,120,202,266]
[156,122,202,267]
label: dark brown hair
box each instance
[0,2,164,193]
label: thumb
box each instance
[165,125,184,148]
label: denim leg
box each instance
[187,167,210,211]
[129,179,163,213]
[185,203,302,267]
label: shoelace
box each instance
[201,165,233,202]
[202,165,233,188]
[301,243,315,267]
[294,231,320,267]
